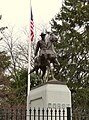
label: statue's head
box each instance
[40,33,46,39]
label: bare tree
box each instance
[0,27,27,78]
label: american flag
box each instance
[30,8,34,41]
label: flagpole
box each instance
[27,0,31,120]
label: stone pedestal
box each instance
[30,79,71,109]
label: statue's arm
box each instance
[34,41,40,56]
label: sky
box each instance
[0,0,62,32]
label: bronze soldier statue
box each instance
[30,32,60,80]
[34,32,47,60]
[30,33,49,79]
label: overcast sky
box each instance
[0,0,62,31]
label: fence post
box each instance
[55,109,57,120]
[25,109,27,120]
[67,107,71,120]
[38,108,40,120]
[46,108,49,120]
[10,109,13,120]
[29,107,31,120]
[50,108,53,120]
[58,109,61,120]
[6,109,8,120]
[16,109,18,120]
[20,109,22,120]
[34,108,36,120]
[63,109,65,120]
[42,108,44,120]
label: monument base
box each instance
[30,79,71,109]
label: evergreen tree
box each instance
[9,68,28,105]
[0,51,11,106]
[51,0,89,117]
[9,69,41,106]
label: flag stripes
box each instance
[30,8,34,41]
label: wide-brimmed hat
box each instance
[40,33,46,36]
